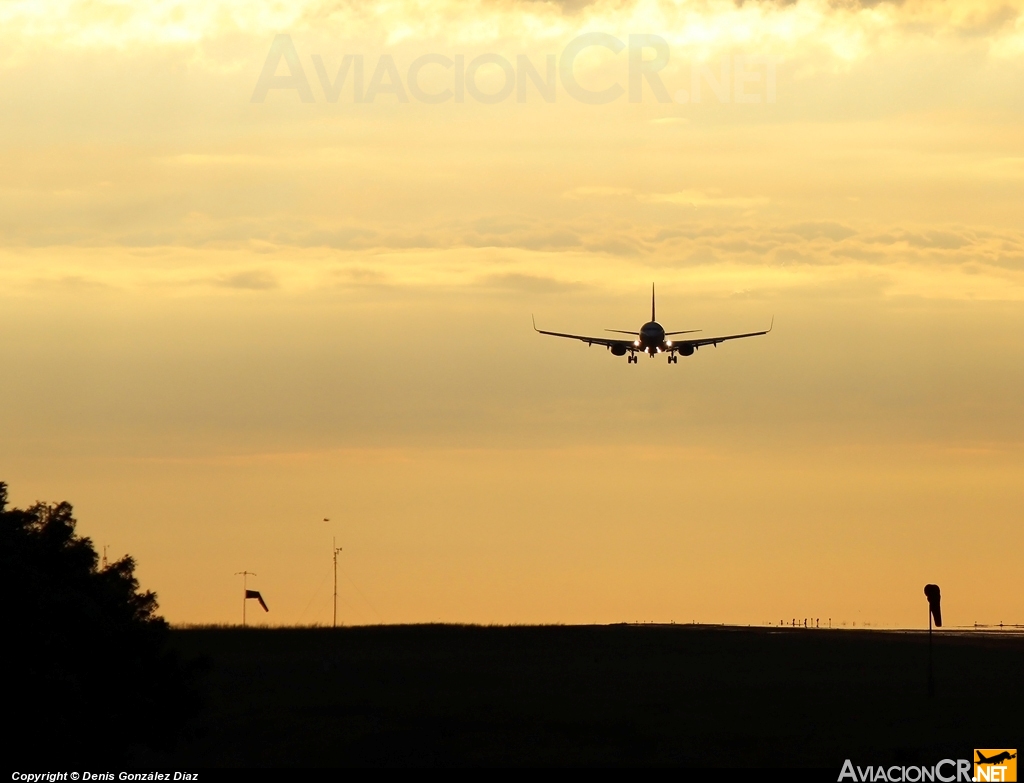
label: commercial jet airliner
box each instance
[534,285,772,364]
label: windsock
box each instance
[924,584,941,627]
[246,589,269,612]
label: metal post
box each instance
[928,607,934,698]
[333,538,343,628]
[235,571,256,627]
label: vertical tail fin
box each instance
[651,283,656,322]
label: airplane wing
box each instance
[670,318,773,350]
[533,317,636,350]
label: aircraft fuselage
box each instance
[638,321,667,353]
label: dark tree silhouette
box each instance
[1,481,200,764]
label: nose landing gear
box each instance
[668,354,678,364]
[627,354,638,364]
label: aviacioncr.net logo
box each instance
[974,750,1017,783]
[839,759,973,782]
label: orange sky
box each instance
[1,0,1022,627]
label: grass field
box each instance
[153,625,1023,767]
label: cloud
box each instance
[26,274,113,292]
[786,222,857,241]
[564,187,768,210]
[5,0,1022,63]
[472,216,531,235]
[561,186,633,200]
[464,222,583,251]
[213,269,278,290]
[901,230,972,250]
[481,272,586,294]
[639,191,770,209]
[583,237,645,256]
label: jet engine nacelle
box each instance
[677,345,695,357]
[610,345,628,356]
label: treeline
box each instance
[1,482,200,764]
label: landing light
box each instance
[666,340,673,347]
[633,340,640,346]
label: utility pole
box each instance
[101,545,109,570]
[333,537,343,628]
[235,571,256,627]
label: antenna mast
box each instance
[235,571,256,627]
[333,536,343,628]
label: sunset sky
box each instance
[2,0,1022,627]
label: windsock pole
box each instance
[928,605,934,698]
[924,583,941,698]
[236,571,256,627]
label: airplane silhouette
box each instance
[977,751,1017,765]
[534,284,771,364]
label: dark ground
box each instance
[149,624,1023,767]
